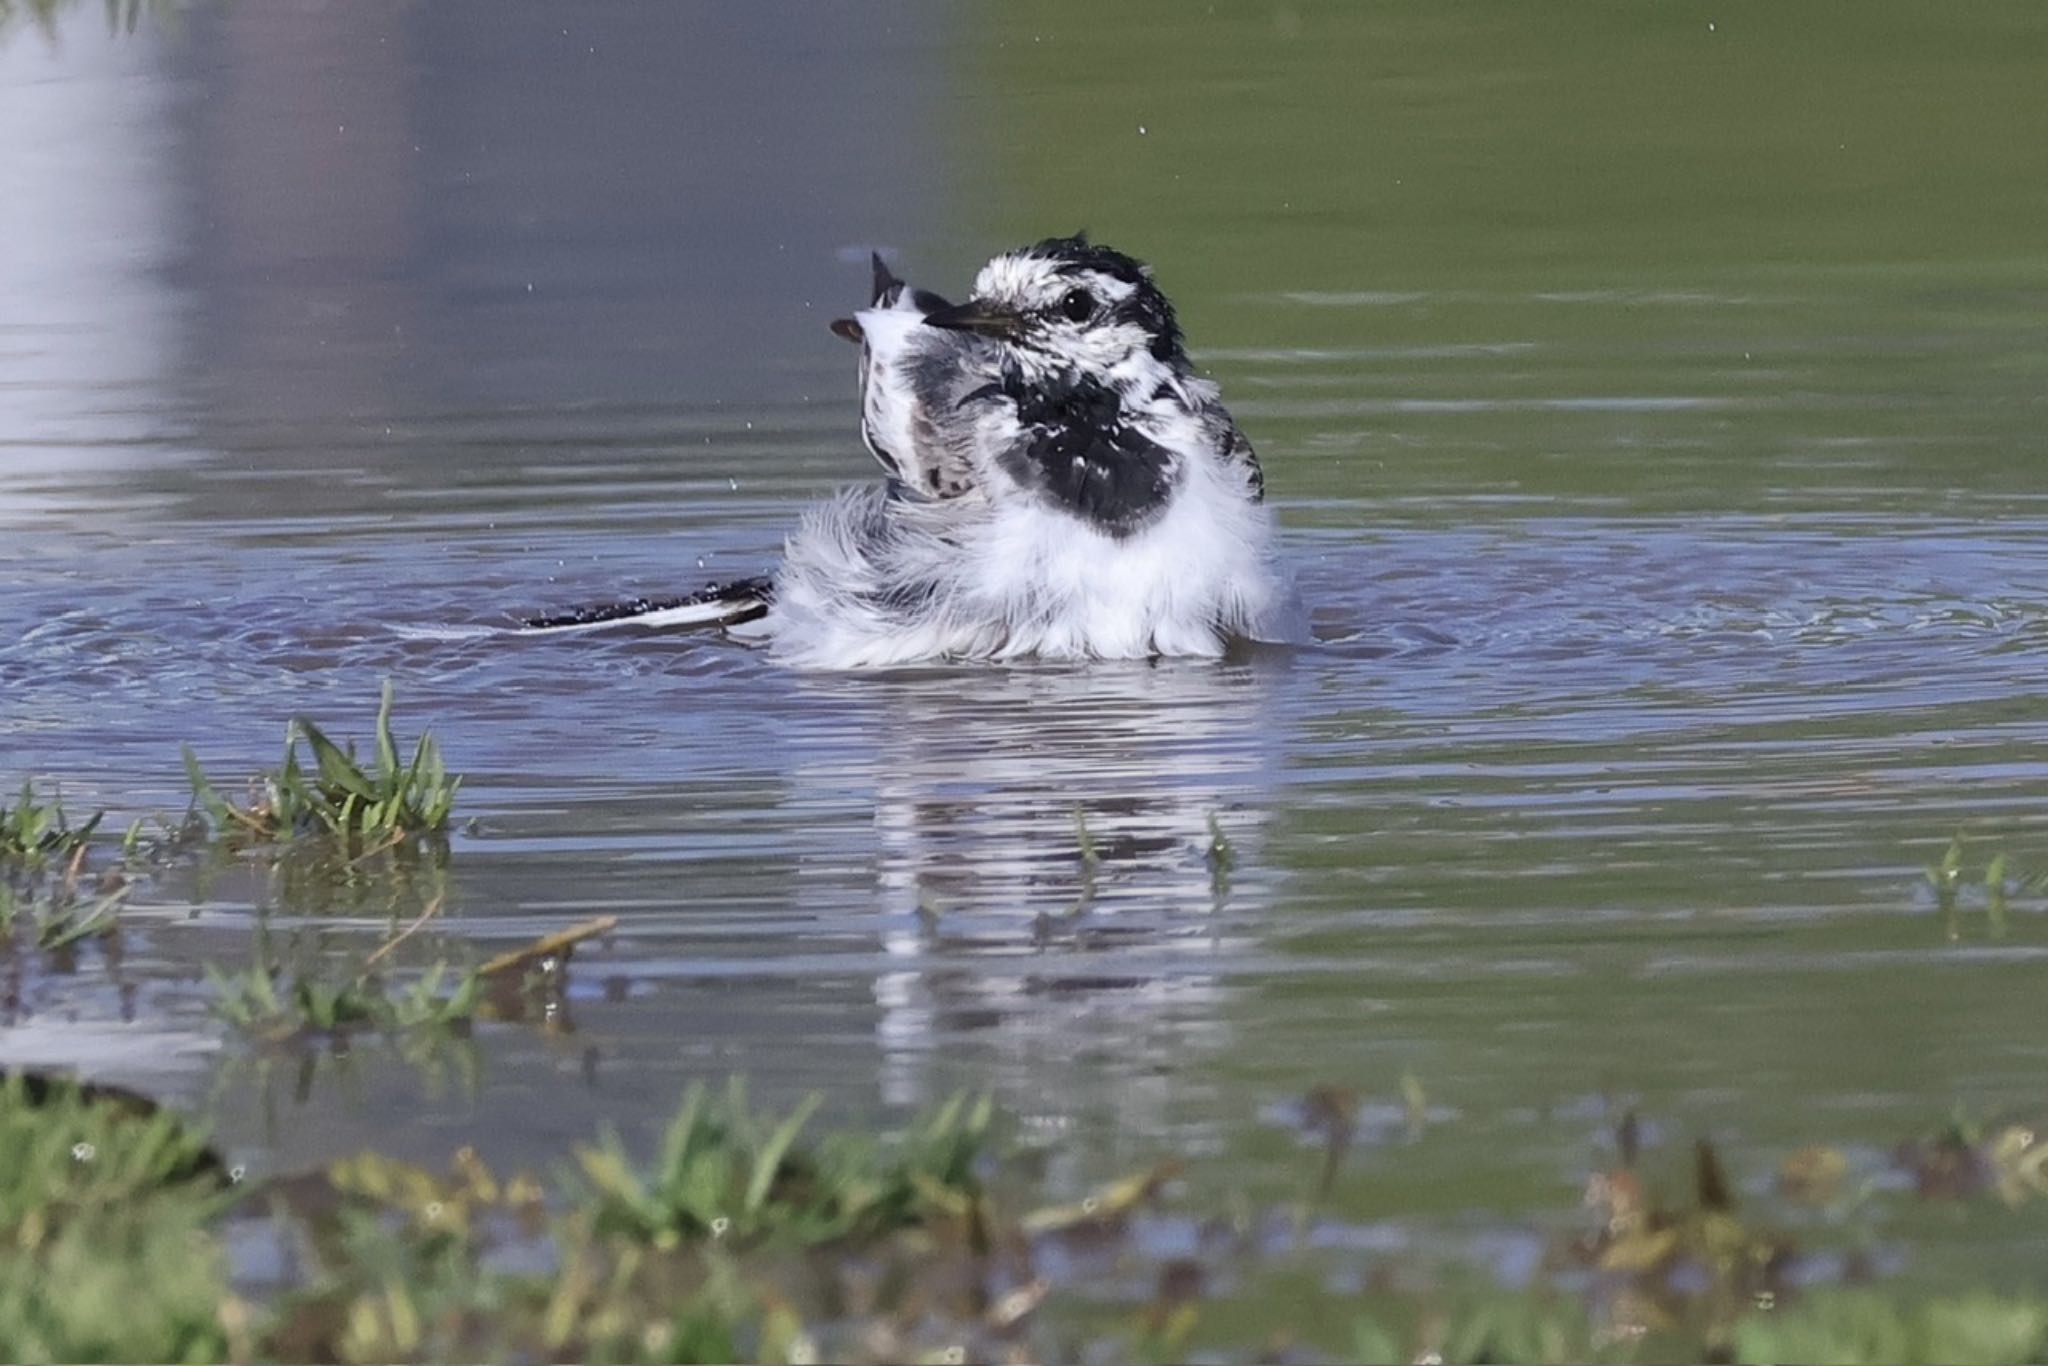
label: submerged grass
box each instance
[1924,832,2048,940]
[207,954,482,1043]
[0,786,126,955]
[0,0,180,41]
[204,912,620,1053]
[1206,811,1235,896]
[0,879,126,953]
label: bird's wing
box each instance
[894,345,994,501]
[1204,401,1266,501]
[828,255,979,496]
[831,259,990,503]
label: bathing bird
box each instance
[527,236,1296,667]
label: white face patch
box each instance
[972,253,1139,311]
[968,253,1161,383]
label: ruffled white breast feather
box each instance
[745,252,1298,669]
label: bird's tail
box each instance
[520,576,774,634]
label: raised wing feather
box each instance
[1221,414,1265,501]
[833,255,989,502]
[1200,399,1265,501]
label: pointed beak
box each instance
[828,317,864,344]
[922,298,1024,340]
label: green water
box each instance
[965,0,2048,1297]
[4,0,2048,1346]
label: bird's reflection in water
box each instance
[794,655,1291,1120]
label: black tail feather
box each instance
[522,576,774,631]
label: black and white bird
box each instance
[528,236,1298,668]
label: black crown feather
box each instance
[1025,236,1185,364]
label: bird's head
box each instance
[922,236,1187,385]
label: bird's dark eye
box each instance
[1059,289,1095,323]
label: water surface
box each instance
[4,0,2048,1300]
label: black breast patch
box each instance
[999,371,1179,537]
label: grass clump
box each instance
[0,880,125,952]
[255,1085,995,1363]
[204,913,619,1048]
[208,949,481,1044]
[1734,1289,2048,1366]
[11,1078,2048,1364]
[0,786,125,954]
[2,781,131,967]
[266,1212,797,1366]
[183,681,459,853]
[1924,833,2047,940]
[1207,811,1235,895]
[0,1073,224,1220]
[0,1195,232,1365]
[1344,1287,2048,1366]
[0,1074,232,1364]
[1350,1290,1599,1366]
[0,781,100,868]
[575,1080,994,1249]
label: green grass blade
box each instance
[298,718,375,800]
[181,745,234,829]
[375,679,401,783]
[745,1094,822,1216]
